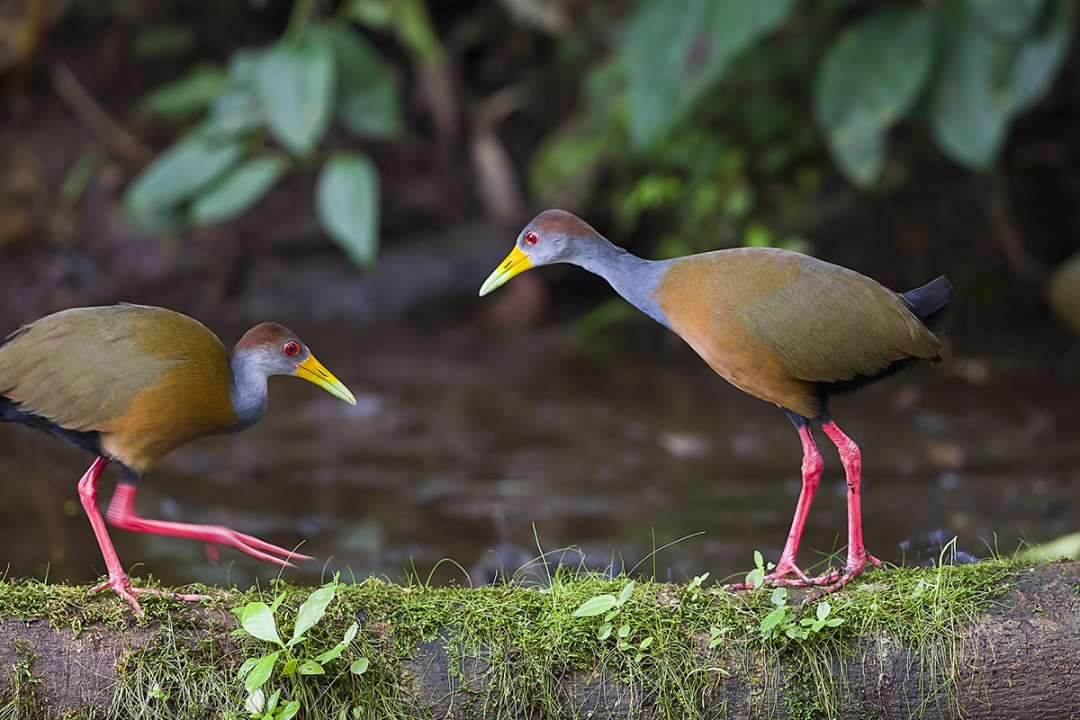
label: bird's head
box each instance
[234,324,356,405]
[479,209,603,296]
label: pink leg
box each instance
[816,421,883,593]
[729,425,828,589]
[105,484,312,567]
[77,458,207,615]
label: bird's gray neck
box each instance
[574,238,673,329]
[227,350,269,433]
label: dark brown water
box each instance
[1,321,1077,591]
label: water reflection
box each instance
[1,321,1077,591]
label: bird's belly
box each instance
[674,323,819,418]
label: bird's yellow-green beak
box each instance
[295,354,356,405]
[479,246,533,296]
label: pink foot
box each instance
[89,574,210,615]
[804,553,884,601]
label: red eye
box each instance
[524,231,539,245]
[283,341,300,356]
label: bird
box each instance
[479,209,952,593]
[0,304,356,614]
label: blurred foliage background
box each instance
[0,0,1078,339]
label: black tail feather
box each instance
[901,275,952,329]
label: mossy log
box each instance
[1,560,1078,719]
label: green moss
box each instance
[0,557,1024,719]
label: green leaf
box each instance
[265,688,281,713]
[617,581,635,606]
[315,152,380,267]
[963,0,1044,38]
[342,622,359,645]
[639,636,653,650]
[597,623,612,640]
[255,29,335,156]
[245,651,280,692]
[240,602,284,646]
[759,606,786,636]
[190,155,289,225]
[125,133,243,221]
[143,64,229,118]
[203,49,266,138]
[278,700,301,720]
[816,601,832,621]
[331,27,402,140]
[281,657,299,676]
[769,587,788,608]
[813,5,935,187]
[573,594,618,617]
[298,661,326,675]
[314,643,346,664]
[288,583,338,646]
[922,1,1068,171]
[617,624,631,639]
[1004,0,1074,113]
[351,657,370,675]
[237,657,260,679]
[624,0,796,148]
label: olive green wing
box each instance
[0,305,177,432]
[741,256,942,384]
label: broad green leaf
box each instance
[255,30,335,156]
[190,155,289,225]
[316,152,380,267]
[927,4,1003,170]
[143,64,229,118]
[331,28,402,140]
[617,624,631,639]
[924,1,1067,171]
[314,643,346,664]
[759,606,786,636]
[240,602,284,646]
[572,594,618,617]
[351,657,370,675]
[618,581,635,606]
[816,601,832,621]
[624,0,796,148]
[769,587,788,608]
[288,583,338,646]
[281,658,299,676]
[279,700,301,720]
[963,0,1044,38]
[343,622,359,645]
[237,657,260,679]
[814,5,935,187]
[298,661,326,675]
[597,623,612,640]
[125,133,243,220]
[245,650,280,692]
[1004,0,1074,113]
[265,689,281,713]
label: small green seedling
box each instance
[758,587,844,642]
[233,577,369,719]
[745,550,775,589]
[573,580,655,660]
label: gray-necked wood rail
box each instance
[0,304,356,614]
[480,209,952,593]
